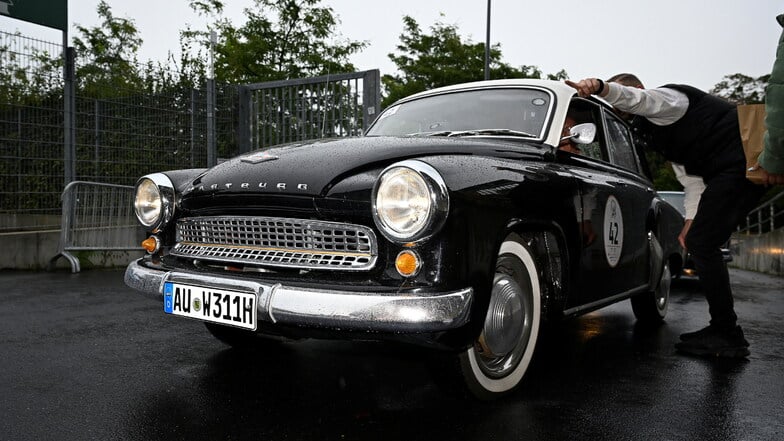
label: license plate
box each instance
[163,282,257,330]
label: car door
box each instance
[558,100,653,310]
[600,109,656,292]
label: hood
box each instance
[184,136,546,198]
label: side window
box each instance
[565,98,606,161]
[605,115,641,173]
[579,138,604,161]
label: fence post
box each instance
[17,108,22,210]
[362,69,381,132]
[63,46,76,185]
[206,31,217,167]
[207,79,216,167]
[190,88,197,167]
[94,99,101,176]
[238,85,252,154]
[758,211,763,235]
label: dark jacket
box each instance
[631,84,745,179]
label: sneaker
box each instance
[675,325,750,358]
[679,325,718,341]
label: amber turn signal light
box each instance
[141,236,160,254]
[395,250,421,277]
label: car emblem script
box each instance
[241,152,280,164]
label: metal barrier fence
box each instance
[49,181,144,273]
[737,190,784,235]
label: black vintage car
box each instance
[125,79,684,399]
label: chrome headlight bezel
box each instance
[134,173,176,232]
[372,160,449,243]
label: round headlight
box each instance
[134,173,175,231]
[135,178,162,227]
[372,160,449,243]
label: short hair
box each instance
[607,73,644,88]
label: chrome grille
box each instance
[171,216,377,271]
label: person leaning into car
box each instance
[566,74,767,358]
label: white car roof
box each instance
[397,79,578,105]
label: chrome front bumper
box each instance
[124,260,473,333]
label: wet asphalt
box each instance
[1,268,782,441]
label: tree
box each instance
[382,16,567,107]
[710,73,769,105]
[72,0,145,97]
[182,0,367,84]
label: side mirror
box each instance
[569,123,596,144]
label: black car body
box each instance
[125,79,684,398]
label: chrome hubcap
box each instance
[476,273,532,378]
[481,275,524,356]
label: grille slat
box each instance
[171,216,377,271]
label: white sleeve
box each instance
[603,83,689,126]
[672,163,705,219]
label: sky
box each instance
[1,0,781,92]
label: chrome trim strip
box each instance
[562,285,649,317]
[125,260,473,332]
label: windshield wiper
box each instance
[407,129,538,138]
[403,131,455,137]
[445,128,538,138]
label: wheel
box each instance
[458,235,542,400]
[631,262,671,323]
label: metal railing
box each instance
[49,181,143,273]
[238,70,380,153]
[737,190,784,235]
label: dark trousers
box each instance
[685,169,766,329]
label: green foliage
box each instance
[382,16,565,107]
[72,1,146,97]
[644,151,681,191]
[182,0,367,84]
[710,73,769,105]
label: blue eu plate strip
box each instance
[163,282,174,314]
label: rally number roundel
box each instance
[603,195,624,267]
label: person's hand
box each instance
[748,162,784,185]
[565,78,607,98]
[679,219,692,250]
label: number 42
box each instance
[608,222,620,245]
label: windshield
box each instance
[366,88,553,139]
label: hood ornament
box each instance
[241,152,280,164]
